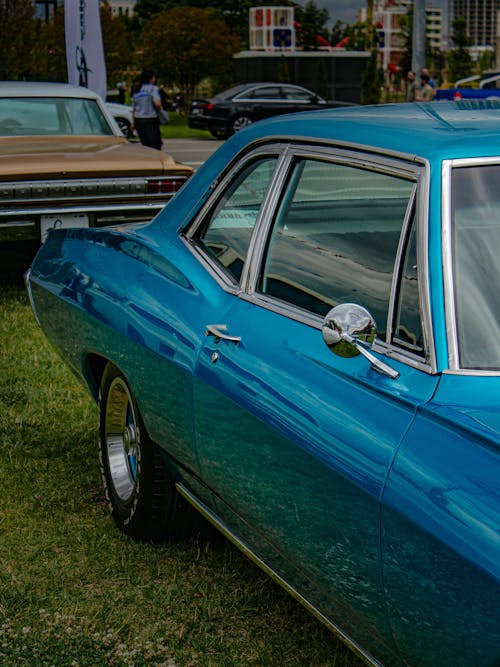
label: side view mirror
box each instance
[322,304,399,379]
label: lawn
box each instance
[162,112,212,140]
[0,284,364,666]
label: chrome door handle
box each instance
[205,324,241,344]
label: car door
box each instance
[281,84,324,112]
[188,146,440,664]
[381,158,500,667]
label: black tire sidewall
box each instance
[99,365,157,537]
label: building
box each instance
[33,0,63,20]
[104,0,136,17]
[451,0,498,48]
[361,0,445,70]
[33,0,137,19]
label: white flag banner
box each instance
[65,0,107,101]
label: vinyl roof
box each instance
[0,81,100,100]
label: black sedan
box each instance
[188,82,351,138]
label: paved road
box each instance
[162,137,224,169]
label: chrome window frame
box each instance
[184,139,435,374]
[183,143,289,295]
[442,156,500,376]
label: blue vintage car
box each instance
[26,101,500,667]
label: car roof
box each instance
[233,100,500,162]
[0,81,101,99]
[214,82,313,100]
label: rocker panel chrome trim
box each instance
[176,481,382,667]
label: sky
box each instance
[308,0,448,29]
[314,0,363,25]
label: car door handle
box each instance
[205,324,241,344]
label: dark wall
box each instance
[233,52,370,103]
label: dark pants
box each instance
[135,117,162,151]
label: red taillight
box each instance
[147,178,186,194]
[204,103,214,111]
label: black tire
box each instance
[230,114,253,135]
[99,363,192,541]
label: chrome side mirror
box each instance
[322,304,399,379]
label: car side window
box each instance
[393,216,425,356]
[281,86,314,101]
[251,87,281,99]
[259,158,415,339]
[195,157,278,283]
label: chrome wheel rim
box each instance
[116,118,129,136]
[104,377,139,502]
[233,116,252,133]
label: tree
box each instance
[133,0,170,22]
[478,49,495,73]
[134,0,253,45]
[140,7,240,106]
[345,22,368,51]
[398,11,412,74]
[0,0,37,79]
[330,19,347,47]
[25,6,66,82]
[447,17,473,83]
[293,0,330,51]
[100,5,135,87]
[361,50,380,104]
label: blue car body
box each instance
[27,101,500,667]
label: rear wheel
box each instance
[99,363,192,541]
[231,114,253,135]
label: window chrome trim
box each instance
[416,164,435,372]
[386,184,417,343]
[243,144,436,374]
[441,159,458,370]
[184,139,436,374]
[442,156,500,375]
[443,368,500,376]
[239,293,432,373]
[0,202,166,219]
[242,147,294,293]
[183,144,289,292]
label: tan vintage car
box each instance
[0,81,193,264]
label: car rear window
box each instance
[0,97,114,136]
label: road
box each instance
[162,137,224,169]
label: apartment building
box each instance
[360,0,445,69]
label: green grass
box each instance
[0,285,364,666]
[161,112,213,140]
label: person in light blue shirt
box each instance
[132,70,162,150]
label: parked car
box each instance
[188,82,352,138]
[0,81,192,269]
[435,72,500,101]
[27,101,500,667]
[105,101,135,138]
